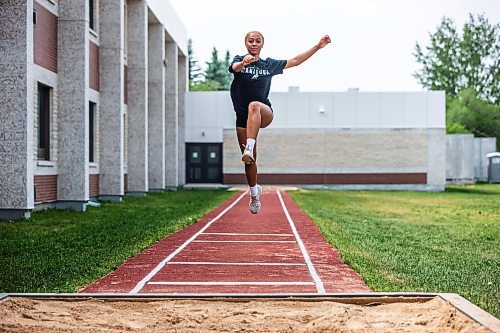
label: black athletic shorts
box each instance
[234,101,273,128]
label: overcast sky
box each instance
[168,0,499,92]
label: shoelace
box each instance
[241,144,252,153]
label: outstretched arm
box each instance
[284,35,331,69]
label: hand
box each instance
[242,54,257,66]
[317,35,331,49]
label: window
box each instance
[89,101,96,163]
[38,84,51,160]
[89,0,95,31]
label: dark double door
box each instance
[186,143,223,183]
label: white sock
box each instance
[250,184,259,197]
[246,138,256,151]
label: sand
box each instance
[0,296,489,332]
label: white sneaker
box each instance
[242,145,255,164]
[249,185,262,214]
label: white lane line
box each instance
[147,281,315,286]
[202,232,294,237]
[167,262,307,266]
[192,240,296,243]
[129,191,248,294]
[277,190,326,294]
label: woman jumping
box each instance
[229,31,331,214]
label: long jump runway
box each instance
[82,190,370,294]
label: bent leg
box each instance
[237,101,271,187]
[246,101,273,140]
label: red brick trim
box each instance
[89,174,100,197]
[34,1,58,73]
[89,41,100,91]
[223,173,427,185]
[34,175,57,203]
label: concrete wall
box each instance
[57,0,90,209]
[0,0,34,219]
[165,41,178,189]
[474,137,497,181]
[446,134,497,183]
[147,0,188,56]
[186,91,445,142]
[147,22,165,191]
[126,0,148,195]
[186,91,446,190]
[445,134,474,183]
[99,0,125,201]
[177,54,187,186]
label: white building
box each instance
[185,88,446,191]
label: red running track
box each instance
[82,190,370,294]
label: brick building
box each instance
[0,0,188,219]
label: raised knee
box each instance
[248,101,260,113]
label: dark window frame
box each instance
[37,83,51,161]
[89,0,95,31]
[89,101,96,163]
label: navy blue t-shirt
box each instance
[229,55,287,113]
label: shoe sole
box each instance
[242,154,255,164]
[250,201,260,214]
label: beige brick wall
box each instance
[224,128,429,174]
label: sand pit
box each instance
[0,296,493,332]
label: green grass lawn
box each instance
[0,189,233,294]
[289,184,500,317]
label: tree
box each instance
[459,15,500,104]
[223,50,232,91]
[413,14,499,104]
[188,39,204,88]
[446,88,500,146]
[205,47,231,91]
[189,80,221,91]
